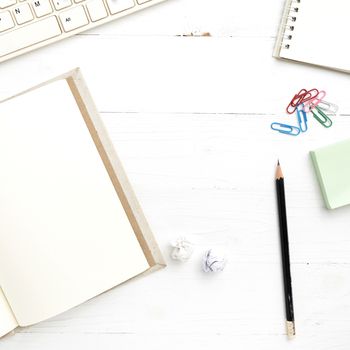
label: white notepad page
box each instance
[0,289,17,336]
[279,0,350,72]
[0,79,149,327]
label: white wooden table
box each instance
[1,0,350,349]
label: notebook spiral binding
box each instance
[280,0,301,50]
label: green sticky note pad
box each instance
[311,139,350,209]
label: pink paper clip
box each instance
[303,90,326,112]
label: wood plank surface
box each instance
[0,0,350,349]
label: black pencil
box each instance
[275,160,295,338]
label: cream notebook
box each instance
[274,0,350,72]
[0,69,165,337]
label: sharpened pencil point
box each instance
[275,161,283,179]
[277,159,280,166]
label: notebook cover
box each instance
[310,139,350,209]
[0,68,165,337]
[0,68,167,337]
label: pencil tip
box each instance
[275,160,284,179]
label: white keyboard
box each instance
[0,0,166,63]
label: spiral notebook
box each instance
[0,69,165,337]
[273,0,350,73]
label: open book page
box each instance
[280,0,350,71]
[0,289,17,336]
[0,79,150,326]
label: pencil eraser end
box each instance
[286,321,296,339]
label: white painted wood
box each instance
[0,0,350,348]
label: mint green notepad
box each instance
[310,139,350,209]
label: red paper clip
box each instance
[287,89,307,114]
[286,88,319,114]
[300,88,319,104]
[290,89,307,107]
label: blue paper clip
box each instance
[311,106,333,128]
[296,103,308,132]
[271,122,300,136]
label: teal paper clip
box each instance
[271,122,300,136]
[311,106,333,128]
[296,104,308,132]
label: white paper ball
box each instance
[170,236,194,262]
[202,249,227,272]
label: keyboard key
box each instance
[0,16,61,57]
[53,0,71,10]
[0,0,16,9]
[86,0,107,22]
[13,3,34,24]
[59,5,88,31]
[30,0,53,17]
[105,0,134,15]
[137,0,150,3]
[0,11,14,31]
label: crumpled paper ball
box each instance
[170,236,194,262]
[202,249,227,272]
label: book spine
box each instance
[273,0,301,57]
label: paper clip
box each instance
[271,122,300,136]
[286,88,319,114]
[290,89,307,107]
[300,88,319,104]
[286,89,307,114]
[296,104,308,132]
[311,106,333,128]
[303,90,326,112]
[317,100,339,115]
